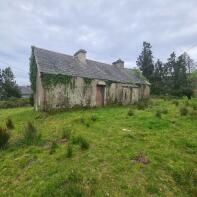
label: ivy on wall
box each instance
[41,73,72,88]
[29,46,37,93]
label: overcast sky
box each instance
[0,0,197,85]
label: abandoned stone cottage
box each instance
[30,47,150,111]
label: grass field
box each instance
[0,98,197,196]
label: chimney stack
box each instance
[74,49,87,64]
[112,59,124,69]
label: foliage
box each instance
[91,115,97,121]
[0,127,10,149]
[0,98,30,109]
[128,109,134,116]
[72,136,89,150]
[172,100,179,106]
[155,110,162,118]
[49,141,58,154]
[29,93,34,106]
[6,117,14,129]
[180,106,188,116]
[66,142,73,158]
[41,73,72,88]
[29,46,37,93]
[0,67,21,99]
[136,42,154,82]
[23,122,40,145]
[62,127,71,140]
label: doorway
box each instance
[96,85,105,106]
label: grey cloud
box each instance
[0,0,197,85]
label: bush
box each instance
[6,117,14,129]
[72,136,90,150]
[136,102,146,110]
[62,128,71,140]
[29,94,34,106]
[0,127,10,149]
[23,122,40,144]
[0,98,30,109]
[161,109,168,114]
[155,110,162,118]
[172,100,179,106]
[180,106,188,116]
[91,115,97,121]
[66,143,73,158]
[128,109,134,116]
[49,141,58,154]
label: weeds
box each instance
[66,143,73,158]
[128,109,134,116]
[91,115,97,121]
[172,100,179,106]
[0,127,10,149]
[155,110,162,118]
[62,128,71,140]
[49,141,58,154]
[23,122,40,145]
[6,117,14,129]
[180,106,188,116]
[72,136,89,150]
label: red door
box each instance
[96,85,105,106]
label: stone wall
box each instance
[35,75,150,111]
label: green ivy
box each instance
[29,46,37,93]
[84,78,92,85]
[41,73,72,88]
[106,80,113,87]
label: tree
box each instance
[136,42,154,82]
[152,59,164,95]
[0,67,21,100]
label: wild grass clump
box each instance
[62,128,71,140]
[128,109,134,116]
[49,141,58,154]
[136,101,146,110]
[0,127,10,149]
[23,122,40,145]
[6,117,14,129]
[66,143,73,158]
[91,115,97,121]
[161,109,168,114]
[172,100,179,106]
[72,136,89,150]
[191,103,197,111]
[180,106,188,116]
[155,110,162,118]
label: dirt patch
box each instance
[131,152,149,164]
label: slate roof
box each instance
[33,47,149,85]
[19,86,32,95]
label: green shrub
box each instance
[172,100,179,106]
[91,115,97,121]
[155,110,162,118]
[6,117,14,129]
[23,122,40,144]
[49,141,58,154]
[66,143,73,158]
[72,136,89,150]
[62,128,71,140]
[128,109,134,116]
[136,102,146,110]
[161,109,168,114]
[180,106,188,116]
[0,127,10,149]
[0,98,30,109]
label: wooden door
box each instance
[96,85,105,106]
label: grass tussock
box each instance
[23,122,41,145]
[72,136,89,150]
[6,117,14,130]
[66,143,73,158]
[0,127,10,149]
[180,106,188,116]
[128,109,134,116]
[62,127,71,140]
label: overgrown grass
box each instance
[0,98,196,196]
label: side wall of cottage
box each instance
[35,76,150,111]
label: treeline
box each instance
[0,67,21,100]
[136,42,197,98]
